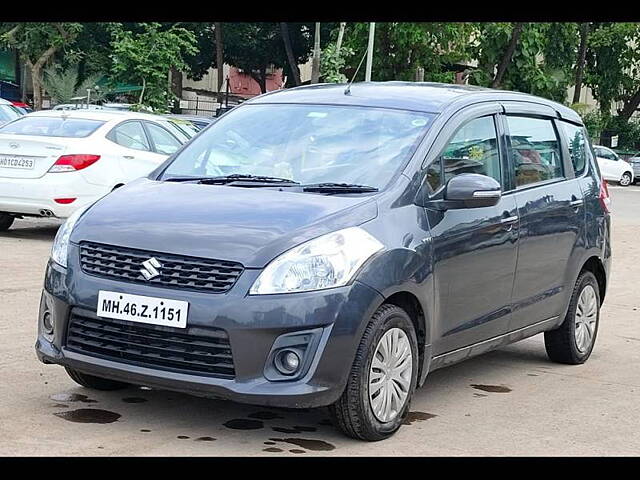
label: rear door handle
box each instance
[500,215,519,231]
[123,155,135,160]
[570,199,583,207]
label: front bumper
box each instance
[36,251,384,408]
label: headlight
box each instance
[51,205,90,268]
[249,227,384,295]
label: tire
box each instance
[544,271,600,364]
[65,367,129,391]
[329,304,419,441]
[0,213,14,231]
[619,172,632,186]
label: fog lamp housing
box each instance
[263,327,328,382]
[274,349,302,375]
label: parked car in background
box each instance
[0,109,194,229]
[625,152,640,183]
[164,114,214,132]
[11,101,33,114]
[35,83,611,441]
[0,97,23,126]
[593,145,634,186]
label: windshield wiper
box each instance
[302,182,379,194]
[164,174,299,185]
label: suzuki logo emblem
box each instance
[9,142,18,149]
[140,257,161,280]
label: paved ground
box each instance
[1,186,639,456]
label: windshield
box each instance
[161,104,435,189]
[0,104,22,123]
[0,116,105,138]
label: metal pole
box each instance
[311,22,321,84]
[365,22,375,82]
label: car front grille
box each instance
[65,309,235,378]
[79,241,244,294]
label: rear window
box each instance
[0,116,105,138]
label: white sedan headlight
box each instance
[51,206,90,268]
[250,227,384,295]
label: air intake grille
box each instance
[79,241,244,293]
[65,310,235,378]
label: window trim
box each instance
[142,120,185,155]
[106,120,152,152]
[557,119,591,179]
[502,113,567,191]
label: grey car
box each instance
[36,82,611,441]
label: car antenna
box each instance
[344,49,368,96]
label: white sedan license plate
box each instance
[97,291,188,328]
[0,155,35,169]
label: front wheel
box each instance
[329,304,419,441]
[619,172,632,186]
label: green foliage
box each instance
[570,103,605,140]
[0,22,83,66]
[43,64,107,105]
[320,43,354,83]
[110,23,198,113]
[584,23,640,119]
[471,23,579,102]
[341,23,475,82]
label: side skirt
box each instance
[427,316,560,374]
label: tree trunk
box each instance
[491,22,524,89]
[619,88,640,123]
[280,23,301,87]
[336,22,346,54]
[572,22,590,105]
[249,68,267,94]
[215,22,224,103]
[31,65,43,111]
[170,67,182,98]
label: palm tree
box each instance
[43,65,108,106]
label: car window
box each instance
[0,104,22,122]
[505,116,563,187]
[560,122,588,176]
[146,122,182,155]
[595,147,616,161]
[0,116,104,138]
[110,121,150,151]
[426,115,501,192]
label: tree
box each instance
[0,22,83,109]
[572,23,591,104]
[42,64,106,105]
[215,23,224,102]
[491,23,523,88]
[280,23,301,86]
[341,23,475,83]
[222,23,335,93]
[110,23,198,112]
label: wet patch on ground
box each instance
[527,374,539,377]
[269,437,335,451]
[402,411,438,425]
[50,403,69,408]
[289,449,306,454]
[470,384,512,393]
[54,408,121,424]
[473,393,488,397]
[50,393,98,403]
[122,397,148,403]
[223,419,264,430]
[263,447,283,452]
[272,425,317,434]
[140,429,151,433]
[177,435,190,439]
[195,436,216,442]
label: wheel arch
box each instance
[581,256,607,304]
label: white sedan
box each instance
[593,145,634,186]
[0,110,199,230]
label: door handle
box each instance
[570,199,583,207]
[500,215,519,232]
[123,155,135,160]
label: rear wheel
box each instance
[619,172,632,186]
[0,213,14,231]
[544,271,600,364]
[329,304,418,441]
[65,367,129,391]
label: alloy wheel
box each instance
[574,285,598,353]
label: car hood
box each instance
[71,178,378,268]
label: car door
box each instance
[501,103,585,332]
[107,120,166,181]
[423,105,519,355]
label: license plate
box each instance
[97,290,188,328]
[0,155,35,169]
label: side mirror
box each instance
[443,173,502,209]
